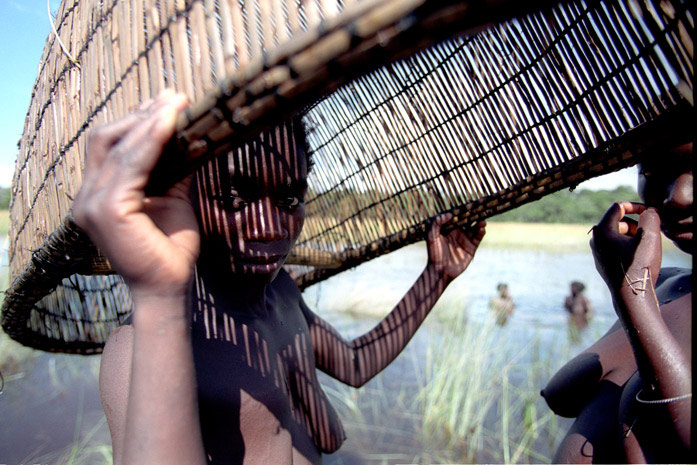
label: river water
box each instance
[0,240,690,464]
[306,242,690,345]
[307,243,690,463]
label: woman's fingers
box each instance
[443,221,483,260]
[596,201,647,235]
[75,92,188,226]
[106,94,188,188]
[83,95,170,178]
[85,98,187,198]
[471,222,486,246]
[469,221,486,240]
[457,221,485,248]
[429,213,453,241]
[85,111,150,178]
[637,207,662,240]
[618,217,638,236]
[618,201,648,217]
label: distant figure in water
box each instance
[565,281,593,333]
[489,283,515,326]
[542,142,692,463]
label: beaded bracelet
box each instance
[635,389,692,405]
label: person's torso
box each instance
[553,268,691,463]
[190,272,344,464]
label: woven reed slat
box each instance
[297,107,693,288]
[1,0,693,353]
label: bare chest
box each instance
[191,309,326,464]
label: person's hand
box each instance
[590,201,662,296]
[73,91,199,302]
[426,213,486,282]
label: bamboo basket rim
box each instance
[1,0,694,353]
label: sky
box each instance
[0,0,57,188]
[0,0,638,192]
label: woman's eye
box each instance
[211,190,247,210]
[279,196,302,209]
[227,190,248,209]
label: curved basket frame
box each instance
[1,0,694,353]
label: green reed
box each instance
[420,307,575,463]
[322,303,577,464]
[418,308,502,462]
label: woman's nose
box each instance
[664,172,693,209]
[245,198,287,241]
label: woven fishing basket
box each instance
[1,0,693,353]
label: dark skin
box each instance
[542,143,692,463]
[73,92,486,464]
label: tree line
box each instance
[490,185,640,224]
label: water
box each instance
[0,241,691,463]
[0,353,108,464]
[306,242,690,343]
[306,243,690,463]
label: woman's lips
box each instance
[237,254,285,273]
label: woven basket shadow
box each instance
[1,0,694,353]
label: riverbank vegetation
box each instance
[0,187,9,211]
[0,208,8,236]
[491,186,640,224]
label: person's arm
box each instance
[303,215,485,387]
[506,297,515,315]
[73,91,206,465]
[590,201,691,447]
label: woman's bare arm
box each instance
[99,325,133,464]
[304,215,485,387]
[74,91,206,465]
[590,202,691,447]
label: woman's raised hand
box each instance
[590,201,662,296]
[426,213,486,282]
[73,91,200,302]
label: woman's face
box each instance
[638,142,693,254]
[194,121,308,284]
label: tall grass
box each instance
[323,304,574,464]
[420,308,569,463]
[419,310,502,461]
[24,404,112,465]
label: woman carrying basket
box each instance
[73,91,485,464]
